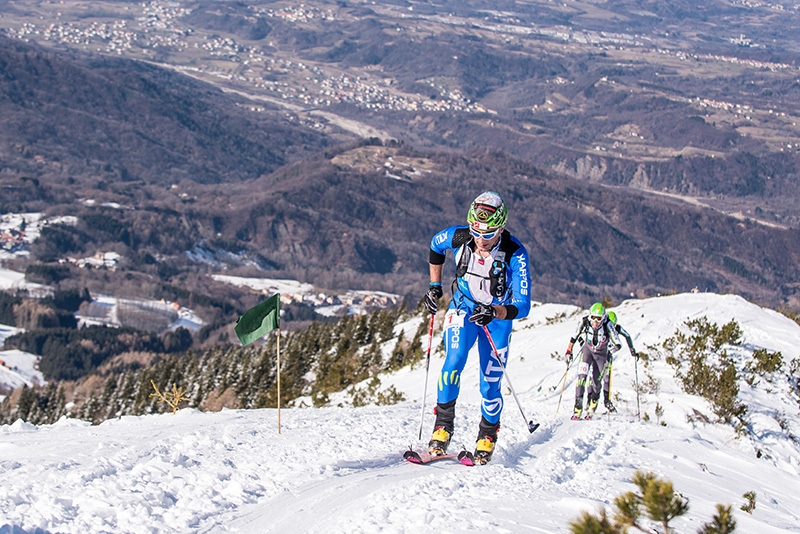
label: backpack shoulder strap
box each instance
[452,227,472,249]
[497,231,520,257]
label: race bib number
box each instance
[444,309,466,330]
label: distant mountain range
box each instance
[1,0,800,319]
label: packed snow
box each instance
[2,292,800,533]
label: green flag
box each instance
[235,293,280,346]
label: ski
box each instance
[403,449,459,465]
[408,423,540,466]
[457,450,475,466]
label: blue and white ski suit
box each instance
[429,226,532,425]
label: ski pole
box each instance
[482,325,538,433]
[550,365,569,391]
[417,313,436,440]
[607,360,613,422]
[556,360,570,414]
[634,354,641,421]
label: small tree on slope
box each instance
[569,470,736,534]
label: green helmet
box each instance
[607,311,617,325]
[467,191,508,232]
[589,302,605,320]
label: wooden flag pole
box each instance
[276,328,281,434]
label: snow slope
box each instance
[0,349,44,390]
[0,325,43,399]
[1,293,799,533]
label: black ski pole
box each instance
[482,325,538,433]
[417,313,436,440]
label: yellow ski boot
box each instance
[473,436,495,465]
[428,426,451,456]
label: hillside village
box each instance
[0,213,121,271]
[6,0,800,157]
[8,1,489,116]
[0,213,45,258]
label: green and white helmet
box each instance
[607,311,617,325]
[589,302,605,319]
[467,191,508,232]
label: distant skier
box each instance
[601,310,638,413]
[563,302,621,420]
[422,191,532,464]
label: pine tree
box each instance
[569,509,618,534]
[633,470,689,532]
[664,318,748,427]
[569,470,734,534]
[698,505,736,534]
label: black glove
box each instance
[633,350,639,361]
[423,285,443,314]
[469,304,495,326]
[565,350,573,365]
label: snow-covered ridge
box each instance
[1,292,799,533]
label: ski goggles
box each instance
[469,227,501,240]
[590,314,603,322]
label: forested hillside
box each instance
[2,26,800,312]
[0,307,425,425]
[0,34,330,197]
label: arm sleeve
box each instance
[429,249,446,265]
[429,227,456,265]
[618,325,636,352]
[570,318,587,343]
[607,322,622,352]
[505,241,532,319]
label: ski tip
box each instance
[403,450,423,463]
[457,450,475,467]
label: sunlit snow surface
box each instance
[2,293,800,533]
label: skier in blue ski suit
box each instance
[423,191,531,463]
